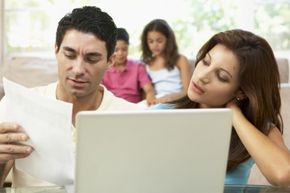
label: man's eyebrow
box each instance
[63,46,103,57]
[86,52,102,57]
[63,46,75,52]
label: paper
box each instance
[2,78,74,186]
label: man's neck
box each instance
[56,84,104,126]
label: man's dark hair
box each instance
[116,28,129,44]
[55,6,117,59]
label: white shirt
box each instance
[0,82,142,187]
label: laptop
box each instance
[75,109,232,193]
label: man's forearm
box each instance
[0,161,13,187]
[0,163,7,187]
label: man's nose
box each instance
[72,58,85,75]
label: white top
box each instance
[146,66,183,96]
[0,82,142,187]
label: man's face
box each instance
[56,29,110,99]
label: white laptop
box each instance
[75,109,232,193]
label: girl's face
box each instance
[146,31,167,57]
[187,44,241,108]
[113,40,128,65]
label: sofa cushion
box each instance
[0,57,58,99]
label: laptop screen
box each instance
[75,109,232,193]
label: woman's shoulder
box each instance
[148,103,174,110]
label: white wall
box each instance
[0,0,4,81]
[0,0,3,97]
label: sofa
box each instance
[0,56,58,99]
[0,56,289,185]
[248,83,290,185]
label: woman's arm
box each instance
[228,102,290,186]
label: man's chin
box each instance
[69,89,87,98]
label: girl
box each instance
[155,29,290,186]
[141,19,191,104]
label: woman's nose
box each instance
[198,71,210,84]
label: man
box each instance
[0,6,140,187]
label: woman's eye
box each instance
[218,74,229,82]
[202,59,210,66]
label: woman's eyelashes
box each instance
[201,58,230,83]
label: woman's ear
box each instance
[235,89,247,101]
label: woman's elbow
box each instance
[269,167,290,187]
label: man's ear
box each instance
[55,45,59,54]
[235,89,247,101]
[107,55,115,69]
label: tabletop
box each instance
[1,184,290,193]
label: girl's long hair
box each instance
[172,29,283,171]
[141,19,179,70]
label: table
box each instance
[1,184,290,193]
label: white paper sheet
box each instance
[2,78,74,186]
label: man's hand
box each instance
[0,122,33,164]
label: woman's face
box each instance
[187,44,241,108]
[146,31,167,57]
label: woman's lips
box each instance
[191,82,205,94]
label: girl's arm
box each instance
[176,55,191,93]
[228,102,290,187]
[142,83,156,106]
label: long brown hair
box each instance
[172,29,283,171]
[141,19,179,70]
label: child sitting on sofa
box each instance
[102,28,156,106]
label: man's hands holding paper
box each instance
[0,122,33,164]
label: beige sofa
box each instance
[0,56,289,186]
[248,83,290,185]
[0,57,58,99]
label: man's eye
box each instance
[86,57,99,64]
[64,53,75,59]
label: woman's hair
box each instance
[141,19,179,70]
[173,29,283,171]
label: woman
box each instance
[155,29,290,186]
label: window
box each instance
[2,0,290,59]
